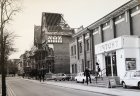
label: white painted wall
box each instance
[138,48,140,70]
[116,49,125,79]
[95,36,140,80]
[122,36,139,48]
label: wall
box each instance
[132,12,140,35]
[103,26,114,42]
[115,14,131,37]
[54,36,72,74]
[70,41,77,73]
[116,49,125,80]
[93,32,102,45]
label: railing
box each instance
[100,68,106,80]
[95,68,106,83]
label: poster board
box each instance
[125,58,136,71]
[107,78,116,88]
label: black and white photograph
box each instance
[1,0,140,96]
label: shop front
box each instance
[95,35,140,80]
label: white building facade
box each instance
[95,35,140,79]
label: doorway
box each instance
[105,52,117,76]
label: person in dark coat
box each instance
[38,71,42,82]
[84,67,92,85]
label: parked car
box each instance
[121,70,140,88]
[74,72,95,83]
[53,73,67,81]
[65,74,72,81]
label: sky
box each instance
[9,0,130,59]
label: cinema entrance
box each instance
[105,52,117,76]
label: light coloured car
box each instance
[74,72,95,83]
[52,73,67,81]
[121,70,140,88]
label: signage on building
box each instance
[95,37,122,54]
[47,35,62,43]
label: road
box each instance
[7,77,111,96]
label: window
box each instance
[75,64,77,73]
[71,45,76,56]
[79,42,82,53]
[71,46,74,56]
[134,71,140,77]
[74,45,76,55]
[86,39,90,51]
[87,61,91,69]
[72,64,74,73]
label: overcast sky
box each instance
[9,0,130,59]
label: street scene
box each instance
[5,77,140,96]
[1,0,140,96]
[7,77,110,96]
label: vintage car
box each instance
[52,73,67,81]
[121,70,140,88]
[74,72,95,83]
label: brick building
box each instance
[41,12,74,74]
[70,0,140,80]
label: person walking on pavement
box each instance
[96,62,101,77]
[84,67,92,85]
[42,70,45,82]
[38,70,45,82]
[38,71,42,82]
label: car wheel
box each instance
[55,78,57,81]
[75,79,78,83]
[138,82,140,89]
[122,82,127,88]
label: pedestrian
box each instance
[96,62,101,77]
[42,70,45,82]
[38,71,42,82]
[22,72,25,78]
[84,67,92,85]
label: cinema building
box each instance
[70,0,140,80]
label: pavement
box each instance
[18,77,140,96]
[2,77,140,96]
[45,81,140,96]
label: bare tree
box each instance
[0,0,20,96]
